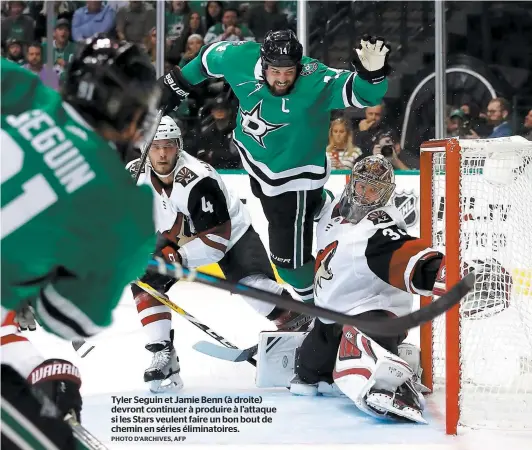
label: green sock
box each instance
[276,260,315,303]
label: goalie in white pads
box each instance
[287,155,446,424]
[126,116,311,393]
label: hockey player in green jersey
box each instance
[1,36,160,449]
[157,30,391,304]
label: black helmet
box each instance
[62,34,160,134]
[260,30,303,68]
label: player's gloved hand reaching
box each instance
[157,67,193,114]
[28,359,83,423]
[154,232,182,265]
[15,303,38,331]
[352,35,392,84]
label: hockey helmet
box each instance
[62,34,160,136]
[339,155,396,223]
[148,116,183,178]
[260,30,303,69]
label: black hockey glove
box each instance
[157,67,193,114]
[28,359,83,422]
[351,35,392,84]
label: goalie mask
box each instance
[147,116,183,178]
[339,155,396,224]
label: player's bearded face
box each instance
[265,66,297,95]
[149,139,179,176]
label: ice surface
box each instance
[27,282,532,450]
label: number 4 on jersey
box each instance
[201,197,214,213]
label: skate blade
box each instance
[149,374,184,394]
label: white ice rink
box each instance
[27,282,532,450]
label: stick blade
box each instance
[193,341,257,362]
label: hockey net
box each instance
[419,137,532,434]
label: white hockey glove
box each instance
[352,35,391,84]
[15,304,38,331]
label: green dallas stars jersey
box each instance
[181,41,388,196]
[0,59,155,340]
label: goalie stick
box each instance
[147,257,476,337]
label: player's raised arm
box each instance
[321,35,391,111]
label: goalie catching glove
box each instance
[432,257,511,318]
[351,35,391,84]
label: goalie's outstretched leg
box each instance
[333,323,427,424]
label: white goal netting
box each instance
[429,137,532,430]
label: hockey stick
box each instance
[29,387,108,450]
[134,280,257,367]
[134,108,164,182]
[147,258,476,337]
[70,280,258,366]
[193,341,258,362]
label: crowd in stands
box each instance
[3,1,531,172]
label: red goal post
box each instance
[419,137,532,435]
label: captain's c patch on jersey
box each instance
[175,167,198,187]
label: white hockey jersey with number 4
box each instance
[127,151,251,268]
[314,196,438,324]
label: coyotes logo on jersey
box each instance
[314,240,338,293]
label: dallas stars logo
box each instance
[240,101,288,148]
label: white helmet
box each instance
[148,115,183,177]
[153,115,183,149]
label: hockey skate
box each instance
[365,380,427,424]
[144,330,183,393]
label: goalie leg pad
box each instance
[398,343,430,393]
[333,325,427,424]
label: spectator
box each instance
[42,19,76,78]
[4,38,25,65]
[326,118,362,170]
[34,1,76,42]
[71,1,116,42]
[248,1,288,43]
[187,11,205,36]
[203,1,223,31]
[196,97,241,169]
[179,34,204,67]
[355,103,398,157]
[371,129,410,170]
[116,1,155,44]
[521,109,532,141]
[143,26,158,67]
[446,108,469,138]
[482,97,512,138]
[1,1,35,45]
[23,42,60,90]
[166,0,190,44]
[204,8,254,44]
[167,10,206,64]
